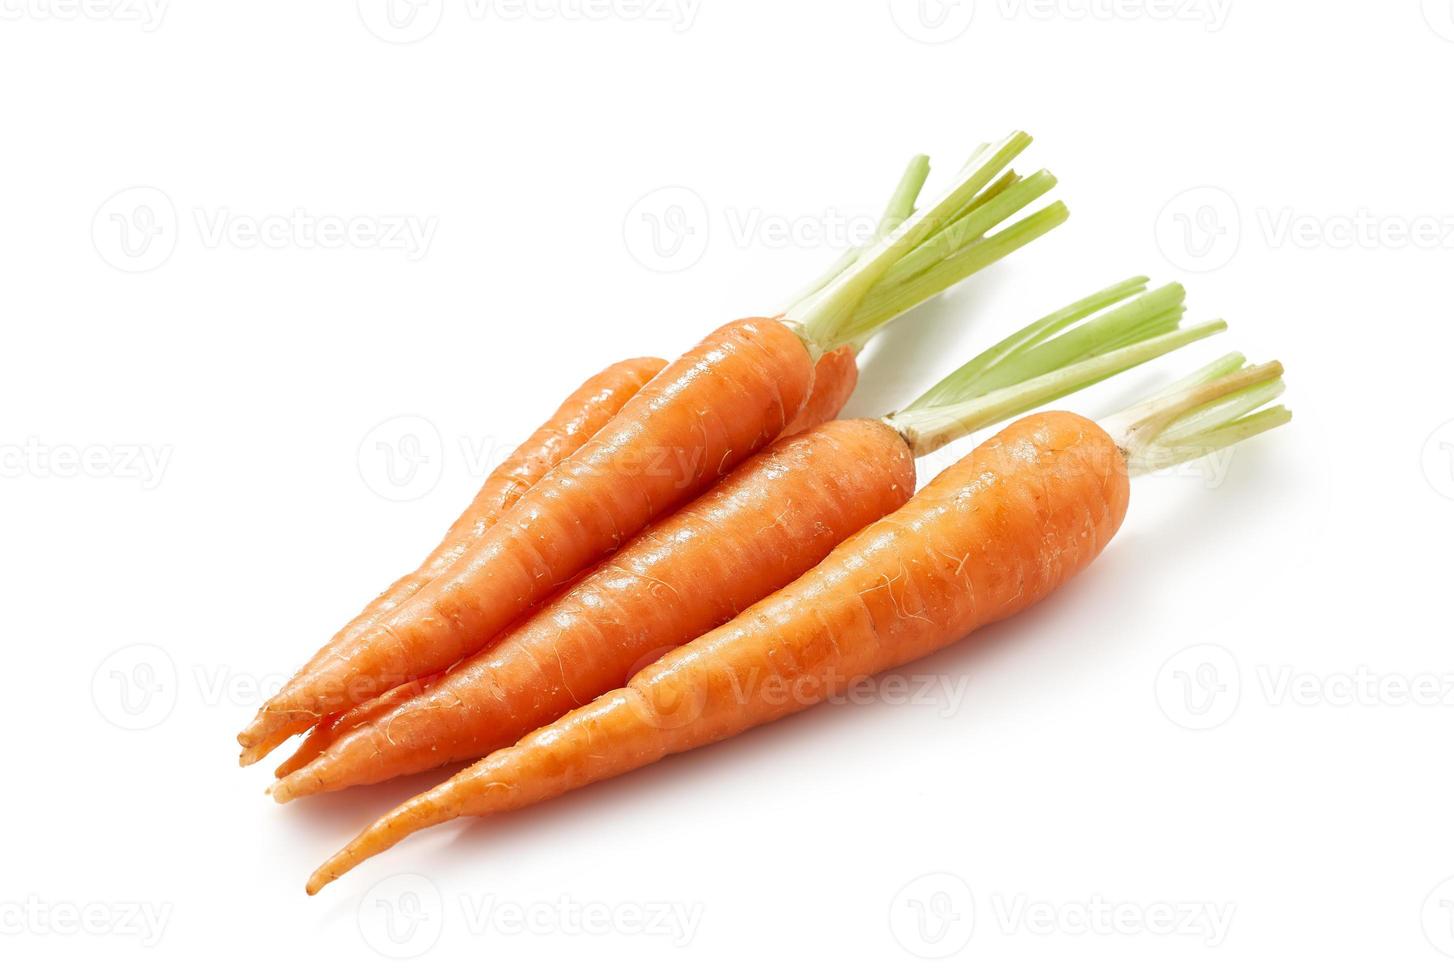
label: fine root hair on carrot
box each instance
[1098,355,1292,475]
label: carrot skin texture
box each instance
[273,418,915,800]
[306,412,1130,891]
[267,318,817,729]
[238,357,667,758]
[273,344,859,781]
[779,345,858,439]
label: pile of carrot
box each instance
[238,131,1292,893]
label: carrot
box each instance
[270,343,859,781]
[270,279,1223,800]
[236,357,665,764]
[306,356,1290,891]
[240,132,1069,754]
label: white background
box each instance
[2,0,1451,974]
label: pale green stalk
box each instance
[885,322,1227,457]
[786,131,1037,354]
[907,276,1152,409]
[837,201,1071,350]
[784,154,931,309]
[1098,357,1292,475]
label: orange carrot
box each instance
[271,281,1220,801]
[241,132,1068,754]
[271,344,859,781]
[236,357,665,764]
[306,359,1290,892]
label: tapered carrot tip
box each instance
[269,776,313,805]
[306,788,460,894]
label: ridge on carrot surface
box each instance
[304,355,1290,892]
[240,131,1070,758]
[269,279,1224,802]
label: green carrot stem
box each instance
[838,201,1070,350]
[907,276,1152,410]
[878,170,1059,289]
[1098,357,1292,475]
[785,154,931,310]
[887,320,1227,457]
[787,131,1035,355]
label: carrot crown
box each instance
[1098,355,1292,476]
[784,132,1067,357]
[883,278,1226,457]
